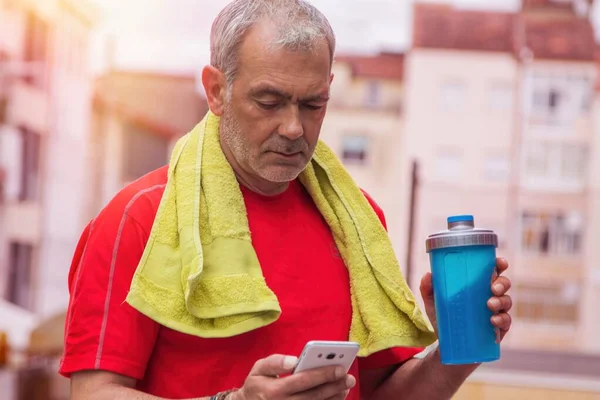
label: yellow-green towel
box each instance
[126,111,437,357]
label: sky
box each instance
[89,0,599,74]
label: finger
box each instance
[293,375,355,400]
[419,272,437,327]
[495,258,509,275]
[419,272,434,301]
[281,366,347,395]
[491,313,512,331]
[487,295,513,313]
[492,276,511,296]
[250,354,298,377]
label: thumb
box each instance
[250,354,298,377]
[420,272,434,304]
[420,272,437,328]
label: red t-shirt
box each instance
[59,166,422,399]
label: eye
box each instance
[257,102,280,110]
[303,104,324,111]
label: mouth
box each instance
[269,151,303,159]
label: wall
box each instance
[403,49,518,291]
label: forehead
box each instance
[234,20,331,92]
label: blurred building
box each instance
[0,0,100,357]
[323,52,406,253]
[368,0,598,398]
[89,70,207,220]
[324,0,600,398]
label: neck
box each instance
[236,174,289,196]
[220,138,289,196]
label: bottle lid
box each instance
[426,215,498,253]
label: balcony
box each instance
[6,80,48,133]
[525,122,591,142]
[520,141,589,193]
[3,201,42,243]
[515,253,584,281]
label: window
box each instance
[579,77,593,112]
[524,142,587,188]
[561,144,587,180]
[439,81,466,112]
[521,211,583,256]
[18,127,41,202]
[533,87,562,114]
[6,242,34,310]
[364,81,381,108]
[514,281,580,325]
[525,143,549,178]
[488,83,512,112]
[530,73,593,125]
[530,74,565,125]
[122,124,170,184]
[484,154,510,181]
[435,150,462,181]
[341,134,369,165]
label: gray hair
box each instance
[210,0,336,88]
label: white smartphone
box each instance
[293,341,360,374]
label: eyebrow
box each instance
[250,85,330,103]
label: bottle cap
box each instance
[426,215,498,253]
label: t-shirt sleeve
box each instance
[361,189,388,229]
[59,197,160,380]
[359,189,425,369]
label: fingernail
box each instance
[283,356,298,370]
[335,367,345,379]
[346,375,356,388]
[489,298,501,309]
[492,315,502,324]
[493,284,504,293]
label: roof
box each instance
[522,0,595,13]
[94,71,208,138]
[412,4,516,53]
[522,13,596,61]
[522,0,578,11]
[412,2,596,62]
[334,52,404,80]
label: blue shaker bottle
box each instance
[425,215,500,365]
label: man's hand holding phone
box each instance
[230,354,355,400]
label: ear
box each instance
[202,65,227,116]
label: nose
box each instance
[279,106,304,140]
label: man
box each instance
[61,1,513,399]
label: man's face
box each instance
[220,20,332,183]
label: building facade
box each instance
[322,52,407,257]
[0,0,100,351]
[89,70,207,220]
[404,1,600,398]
